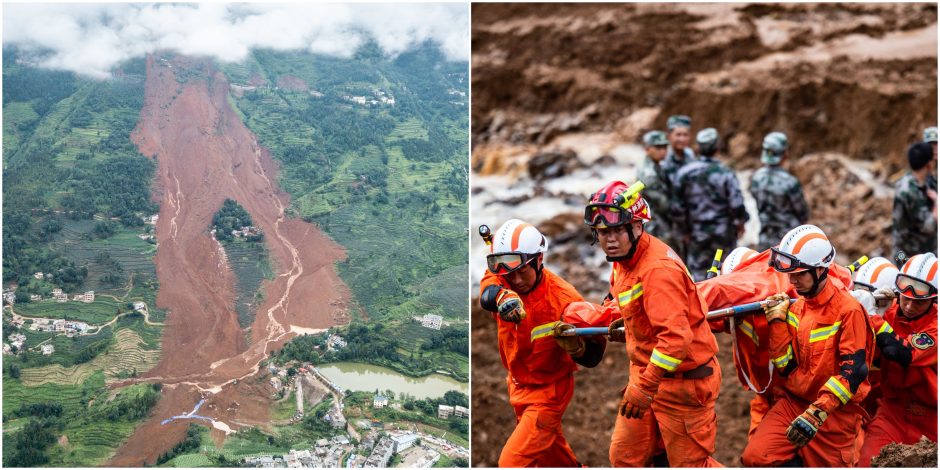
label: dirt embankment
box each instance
[108,54,350,466]
[473,3,937,170]
[471,3,936,467]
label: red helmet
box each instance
[584,180,651,228]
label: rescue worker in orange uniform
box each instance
[479,218,602,467]
[583,180,723,467]
[741,225,874,467]
[859,253,938,466]
[848,256,901,419]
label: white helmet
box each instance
[770,225,835,272]
[897,253,938,299]
[721,247,758,275]
[853,257,899,292]
[486,219,547,275]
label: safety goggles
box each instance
[895,273,938,299]
[852,281,876,293]
[769,247,825,273]
[487,252,537,275]
[584,203,631,228]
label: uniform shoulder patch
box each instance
[911,332,936,350]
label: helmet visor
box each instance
[487,252,530,275]
[895,273,938,299]
[769,247,810,273]
[584,204,630,228]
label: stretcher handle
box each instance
[559,298,798,337]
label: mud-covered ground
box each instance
[470,3,937,467]
[872,436,939,467]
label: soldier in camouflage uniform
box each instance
[924,126,937,192]
[893,141,937,260]
[659,115,697,258]
[675,128,749,280]
[748,132,810,251]
[636,130,681,250]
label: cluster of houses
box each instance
[438,404,469,419]
[31,318,90,336]
[343,89,396,107]
[373,393,468,420]
[327,333,347,350]
[4,287,95,306]
[419,314,443,330]
[232,225,262,239]
[243,435,353,468]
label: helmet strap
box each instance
[517,255,544,295]
[799,268,829,297]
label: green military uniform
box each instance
[893,172,938,258]
[749,166,810,251]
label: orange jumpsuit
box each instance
[697,249,857,436]
[606,233,723,467]
[859,303,938,466]
[741,279,874,467]
[480,268,583,467]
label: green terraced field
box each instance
[222,239,272,329]
[14,298,124,324]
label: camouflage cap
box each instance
[696,128,719,148]
[761,131,788,165]
[642,130,668,147]
[666,115,692,130]
[924,126,938,143]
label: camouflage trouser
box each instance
[686,232,736,282]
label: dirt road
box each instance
[108,55,350,465]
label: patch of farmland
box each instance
[19,328,160,386]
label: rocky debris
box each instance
[789,153,894,263]
[872,436,938,468]
[472,3,937,171]
[527,149,584,181]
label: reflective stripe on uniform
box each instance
[530,322,556,342]
[773,344,793,369]
[877,321,894,335]
[739,320,759,345]
[649,347,681,372]
[787,311,800,329]
[825,376,853,404]
[809,322,842,342]
[618,283,644,307]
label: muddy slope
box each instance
[108,55,349,465]
[472,3,937,170]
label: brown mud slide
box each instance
[108,55,351,466]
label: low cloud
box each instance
[3,3,468,78]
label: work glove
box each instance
[608,317,626,343]
[786,404,828,448]
[619,368,662,419]
[496,289,525,323]
[552,322,585,358]
[873,287,896,312]
[763,293,789,323]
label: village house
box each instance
[83,291,94,303]
[133,301,146,312]
[438,404,454,419]
[33,272,44,280]
[421,314,443,330]
[41,344,55,356]
[454,405,469,418]
[55,292,68,302]
[373,395,389,408]
[29,294,42,301]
